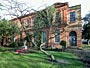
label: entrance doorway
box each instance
[69,31,77,46]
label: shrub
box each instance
[8,42,18,48]
[17,42,23,47]
[60,40,66,46]
[60,40,66,51]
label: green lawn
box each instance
[0,47,84,68]
[82,45,90,50]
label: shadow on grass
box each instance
[43,48,62,52]
[0,46,15,52]
[0,48,84,68]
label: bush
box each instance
[8,42,18,48]
[60,40,66,51]
[60,40,66,46]
[17,42,23,47]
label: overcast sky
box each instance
[0,0,90,19]
[18,0,90,17]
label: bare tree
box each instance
[0,0,33,18]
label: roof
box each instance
[69,4,81,10]
[11,2,81,21]
[11,12,36,21]
[53,2,68,8]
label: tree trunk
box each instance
[1,36,4,46]
[40,43,55,61]
[87,39,90,45]
[32,41,37,48]
[49,25,53,49]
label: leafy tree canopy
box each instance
[82,12,90,45]
[34,6,55,29]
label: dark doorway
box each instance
[69,31,77,46]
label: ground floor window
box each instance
[42,31,47,43]
[55,29,60,43]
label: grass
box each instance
[82,45,90,50]
[0,47,84,68]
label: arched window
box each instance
[69,31,77,46]
[55,29,60,43]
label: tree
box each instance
[82,12,90,45]
[0,0,32,18]
[33,6,57,61]
[9,22,20,42]
[0,19,12,46]
[33,32,42,48]
[33,5,67,61]
[0,19,19,46]
[0,0,33,43]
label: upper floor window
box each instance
[27,19,30,25]
[55,29,60,43]
[55,12,61,23]
[70,11,75,22]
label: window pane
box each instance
[42,31,47,43]
[70,12,75,22]
[55,29,60,43]
[55,12,61,23]
[27,19,30,25]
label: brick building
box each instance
[12,2,82,48]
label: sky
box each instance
[18,0,90,17]
[0,0,90,19]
